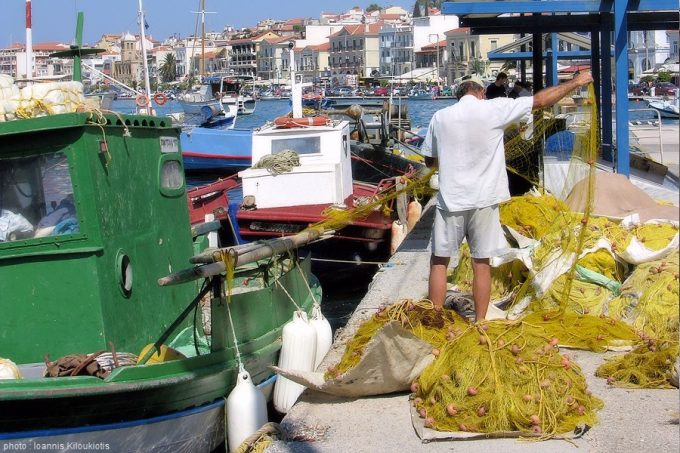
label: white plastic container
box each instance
[273,310,317,413]
[227,369,268,453]
[309,304,333,369]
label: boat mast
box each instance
[201,0,205,77]
[25,0,33,80]
[289,42,302,118]
[138,0,152,107]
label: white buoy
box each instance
[226,369,268,453]
[309,304,332,369]
[406,200,422,232]
[0,358,21,380]
[429,171,439,190]
[390,220,408,255]
[273,310,317,413]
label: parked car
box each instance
[628,82,648,96]
[652,82,679,97]
[374,86,389,96]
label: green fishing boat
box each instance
[0,108,320,450]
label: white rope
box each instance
[295,262,319,306]
[223,281,245,372]
[275,279,303,311]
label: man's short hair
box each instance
[456,78,484,99]
[496,72,508,81]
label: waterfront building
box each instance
[629,30,672,81]
[379,24,414,78]
[0,42,72,79]
[415,37,449,84]
[445,27,514,81]
[258,36,295,81]
[298,42,331,84]
[228,31,280,77]
[328,23,382,86]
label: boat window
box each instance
[0,151,79,243]
[271,137,321,155]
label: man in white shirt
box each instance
[422,72,593,321]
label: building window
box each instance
[470,41,476,58]
[490,40,498,51]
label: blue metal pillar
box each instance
[614,0,630,175]
[601,13,614,163]
[590,28,601,111]
[532,32,543,91]
[549,32,559,87]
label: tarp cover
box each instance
[272,321,435,398]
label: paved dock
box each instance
[268,201,679,453]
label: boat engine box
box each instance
[241,122,353,209]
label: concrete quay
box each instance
[268,202,679,453]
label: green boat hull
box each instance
[0,112,320,434]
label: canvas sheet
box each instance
[272,321,435,398]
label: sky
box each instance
[1,0,415,47]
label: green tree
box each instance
[366,3,381,12]
[656,70,672,83]
[159,53,177,83]
[469,59,488,76]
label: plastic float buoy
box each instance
[135,94,150,108]
[390,220,408,255]
[153,91,168,105]
[0,358,21,380]
[406,200,423,232]
[273,310,317,413]
[227,369,268,453]
[309,304,332,369]
[273,116,329,128]
[429,171,439,190]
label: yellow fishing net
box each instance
[326,300,465,378]
[608,251,679,341]
[413,319,603,437]
[595,341,679,389]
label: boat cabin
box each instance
[0,114,196,363]
[239,120,354,209]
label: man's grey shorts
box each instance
[430,205,507,260]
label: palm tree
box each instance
[159,53,177,83]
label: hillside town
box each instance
[1,4,678,93]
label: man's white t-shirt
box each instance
[421,95,533,212]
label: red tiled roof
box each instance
[421,39,447,50]
[445,27,470,35]
[308,42,330,51]
[33,42,70,51]
[329,23,383,38]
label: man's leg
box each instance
[471,257,491,322]
[428,255,450,308]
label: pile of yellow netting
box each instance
[413,319,603,437]
[326,299,464,378]
[608,251,679,341]
[595,341,679,389]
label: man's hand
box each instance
[573,71,594,87]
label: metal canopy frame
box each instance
[442,0,679,176]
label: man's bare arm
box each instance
[532,72,594,109]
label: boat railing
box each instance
[628,108,665,165]
[562,109,666,165]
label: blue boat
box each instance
[180,128,252,172]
